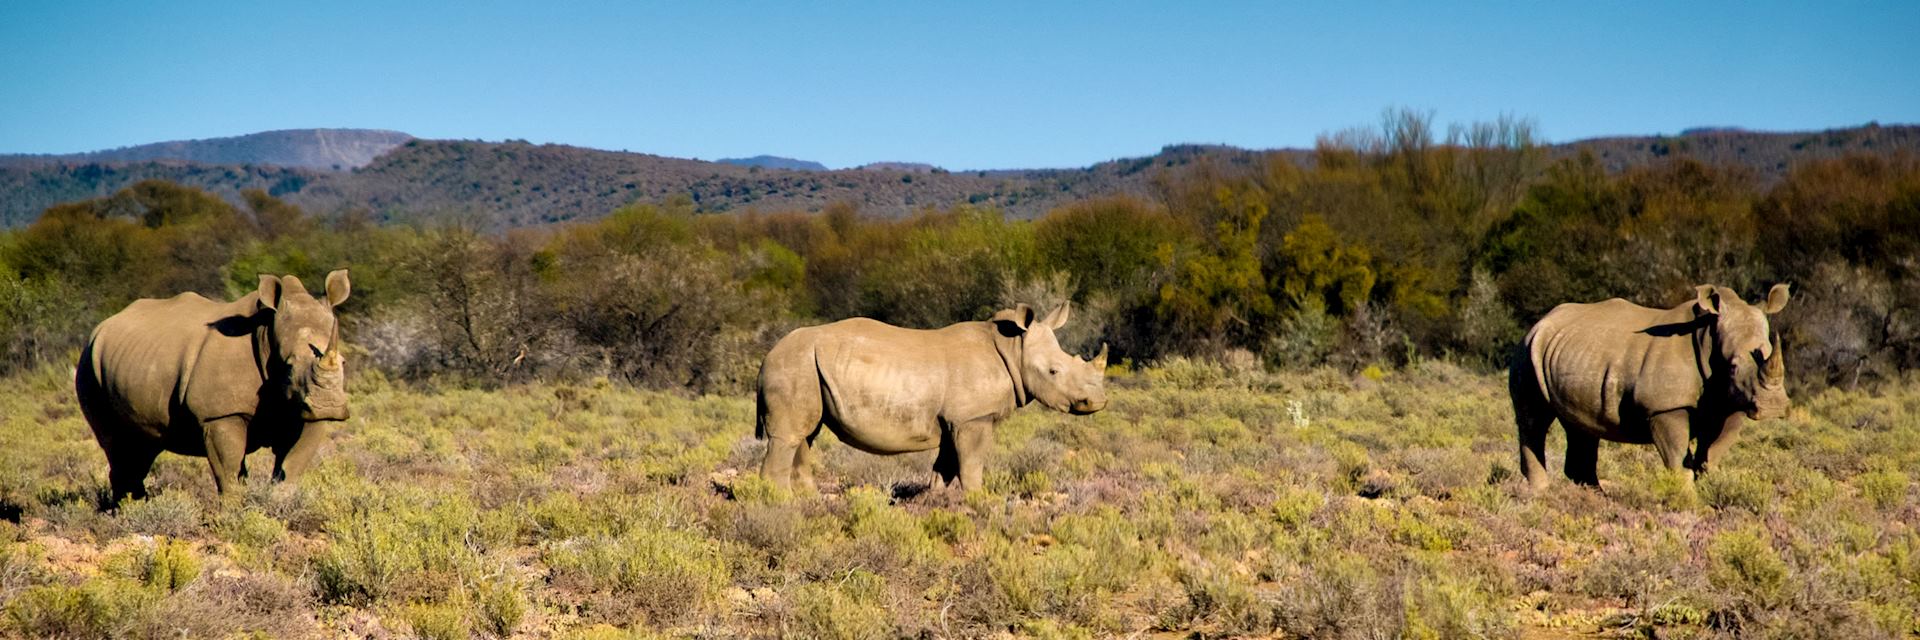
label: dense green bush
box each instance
[2,113,1917,390]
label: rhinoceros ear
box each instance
[1694,285,1720,315]
[256,274,281,312]
[325,269,352,306]
[1041,301,1072,330]
[991,303,1035,337]
[1762,283,1790,314]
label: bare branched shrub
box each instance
[1336,302,1406,369]
[353,306,435,378]
[1452,268,1521,368]
[397,228,566,384]
[1264,300,1338,368]
[1782,260,1909,390]
[549,243,783,392]
[1000,270,1108,356]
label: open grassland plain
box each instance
[1,360,1917,639]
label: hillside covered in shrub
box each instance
[3,120,1913,229]
[1,111,1916,393]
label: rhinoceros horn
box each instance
[1761,332,1784,388]
[319,311,343,371]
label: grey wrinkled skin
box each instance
[1510,283,1790,490]
[76,271,352,504]
[756,303,1108,492]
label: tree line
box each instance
[3,110,1915,392]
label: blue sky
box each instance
[1,1,1915,170]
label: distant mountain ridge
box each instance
[2,124,1915,228]
[0,128,414,171]
[717,155,829,171]
[858,162,941,173]
[1552,124,1919,177]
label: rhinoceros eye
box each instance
[310,344,325,358]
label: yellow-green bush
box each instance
[544,525,729,625]
[101,536,199,593]
[1856,469,1909,511]
[920,509,975,544]
[1403,569,1512,639]
[114,491,201,538]
[558,626,675,640]
[473,576,527,637]
[844,486,943,570]
[1163,559,1269,634]
[786,571,894,640]
[1698,466,1774,512]
[1708,527,1790,611]
[312,488,499,605]
[397,600,470,640]
[3,579,157,639]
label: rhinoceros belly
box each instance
[816,345,947,454]
[1537,325,1657,444]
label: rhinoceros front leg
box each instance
[201,416,250,494]
[1693,413,1745,474]
[952,419,995,492]
[273,421,333,483]
[1649,410,1695,485]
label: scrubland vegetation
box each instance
[2,360,1917,638]
[2,110,1919,637]
[4,111,1918,392]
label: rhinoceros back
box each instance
[77,293,261,445]
[1521,299,1707,440]
[756,318,1016,454]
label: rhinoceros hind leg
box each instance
[1509,371,1555,490]
[1563,429,1600,486]
[105,445,160,506]
[792,427,822,492]
[757,398,821,492]
[757,355,824,492]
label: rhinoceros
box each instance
[756,303,1108,492]
[76,271,351,503]
[1509,284,1790,489]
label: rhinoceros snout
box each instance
[1070,397,1107,415]
[297,369,350,421]
[301,395,350,421]
[1747,391,1789,421]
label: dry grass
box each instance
[0,360,1916,638]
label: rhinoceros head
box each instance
[258,270,351,421]
[992,302,1109,415]
[1696,283,1789,420]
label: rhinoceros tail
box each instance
[754,398,768,441]
[754,362,770,440]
